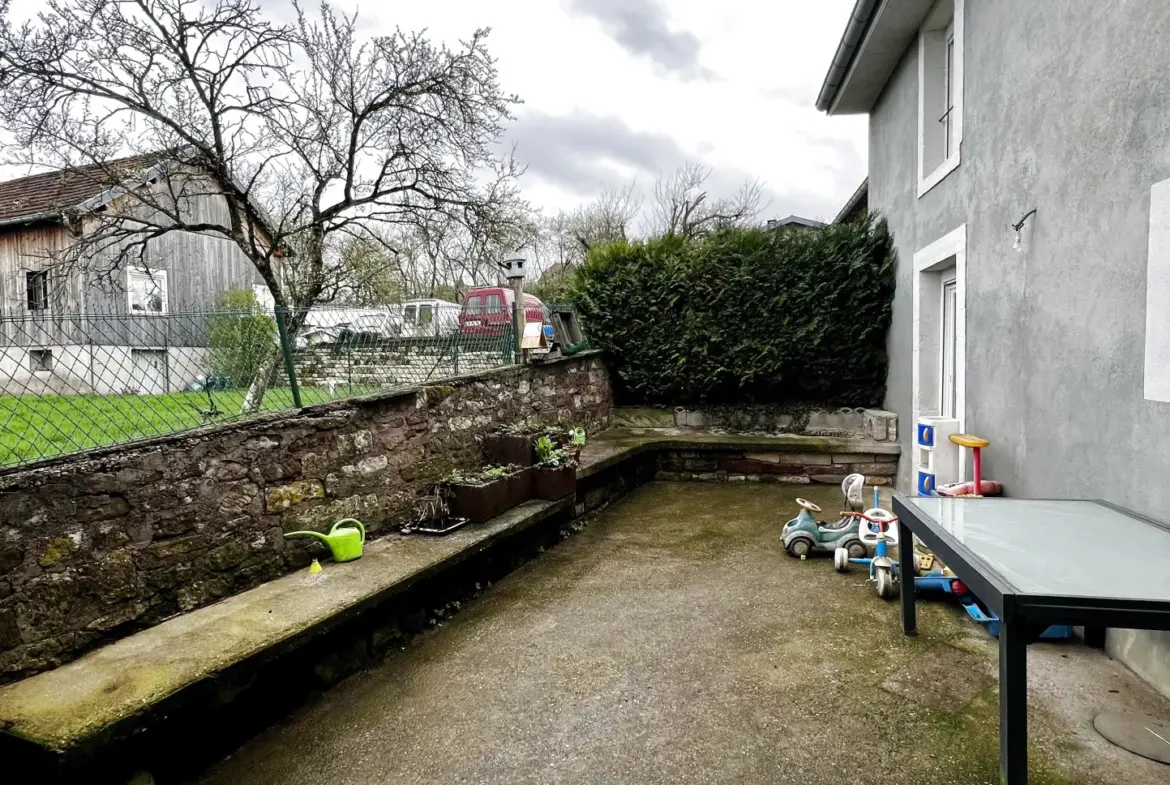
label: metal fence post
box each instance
[274,307,303,408]
[452,327,461,376]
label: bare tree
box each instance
[0,0,520,408]
[650,161,763,238]
[568,184,642,252]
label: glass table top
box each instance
[907,497,1170,602]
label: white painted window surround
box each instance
[917,0,964,198]
[1144,179,1170,401]
[127,267,169,315]
[912,225,967,445]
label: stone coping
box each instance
[0,425,897,758]
[0,499,568,753]
[0,350,603,480]
[577,427,900,479]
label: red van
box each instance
[459,287,545,336]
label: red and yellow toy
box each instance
[936,434,1002,497]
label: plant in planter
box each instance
[481,422,543,467]
[442,464,532,523]
[532,436,579,501]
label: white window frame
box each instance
[917,0,964,198]
[939,277,958,419]
[127,267,169,315]
[912,224,967,435]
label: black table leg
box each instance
[1083,626,1106,650]
[897,517,916,635]
[999,620,1029,785]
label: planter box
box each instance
[533,465,576,500]
[505,466,534,508]
[444,467,533,523]
[482,433,538,467]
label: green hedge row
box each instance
[566,218,896,407]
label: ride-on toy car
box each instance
[781,474,868,559]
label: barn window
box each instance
[26,271,49,311]
[128,267,168,314]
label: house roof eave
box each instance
[815,0,936,115]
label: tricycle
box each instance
[835,507,975,601]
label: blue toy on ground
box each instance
[834,507,902,598]
[834,488,975,601]
[781,474,868,559]
[961,599,1073,640]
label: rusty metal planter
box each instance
[445,467,533,523]
[482,434,538,467]
[533,465,576,500]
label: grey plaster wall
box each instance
[869,0,1170,695]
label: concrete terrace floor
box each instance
[195,483,1170,785]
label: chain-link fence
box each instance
[0,303,516,468]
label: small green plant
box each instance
[535,435,555,461]
[444,464,520,486]
[535,434,579,468]
[498,421,542,436]
[534,436,572,468]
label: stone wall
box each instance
[656,450,899,486]
[0,354,611,683]
[294,344,504,389]
[614,406,898,441]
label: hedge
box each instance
[566,217,896,407]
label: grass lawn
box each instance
[0,386,377,468]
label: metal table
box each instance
[892,495,1170,784]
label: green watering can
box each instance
[284,518,366,562]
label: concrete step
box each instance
[0,498,569,776]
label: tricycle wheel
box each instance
[834,547,849,572]
[875,566,897,599]
[845,540,867,559]
[788,538,812,559]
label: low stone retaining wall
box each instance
[656,449,899,485]
[294,344,504,388]
[0,354,611,684]
[614,405,898,441]
[0,426,896,783]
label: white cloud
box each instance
[3,0,868,223]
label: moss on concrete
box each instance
[195,482,1110,785]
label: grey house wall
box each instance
[871,0,1170,695]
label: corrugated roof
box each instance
[0,152,166,226]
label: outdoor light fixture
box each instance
[502,255,527,280]
[1012,208,1037,252]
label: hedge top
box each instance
[567,218,896,407]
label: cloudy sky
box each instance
[368,0,869,223]
[3,0,868,224]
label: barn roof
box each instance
[0,153,167,227]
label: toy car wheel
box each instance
[787,538,813,559]
[845,540,867,559]
[834,547,849,572]
[875,567,897,600]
